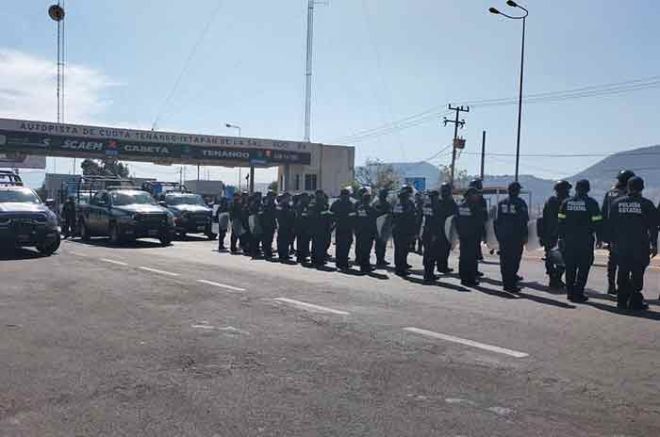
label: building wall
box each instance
[279,144,354,196]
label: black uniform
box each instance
[229,197,244,253]
[275,200,295,260]
[309,196,331,266]
[330,197,355,270]
[558,195,602,300]
[62,199,76,238]
[601,186,627,292]
[494,196,529,290]
[354,199,377,272]
[260,196,277,258]
[609,195,658,309]
[372,195,392,265]
[247,196,263,258]
[294,199,311,263]
[541,195,567,284]
[456,200,482,284]
[215,199,229,250]
[436,194,458,273]
[392,195,417,275]
[476,195,488,260]
[414,195,425,253]
[421,196,443,280]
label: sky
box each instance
[2,0,660,188]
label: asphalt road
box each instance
[1,236,659,436]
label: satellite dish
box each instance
[48,4,65,22]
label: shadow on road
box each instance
[586,301,660,321]
[0,248,49,261]
[402,275,470,292]
[68,238,164,249]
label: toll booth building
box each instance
[0,118,355,197]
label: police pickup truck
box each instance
[159,192,216,239]
[78,189,175,245]
[0,185,61,255]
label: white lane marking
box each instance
[100,258,128,266]
[138,266,180,277]
[403,327,529,358]
[274,297,349,316]
[196,279,245,292]
[192,324,216,330]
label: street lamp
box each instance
[490,1,528,182]
[225,123,253,193]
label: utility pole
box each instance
[480,130,486,180]
[304,0,315,142]
[443,104,469,186]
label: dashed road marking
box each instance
[274,297,349,316]
[196,279,245,292]
[100,258,128,266]
[403,327,529,358]
[138,266,180,277]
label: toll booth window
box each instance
[304,174,317,191]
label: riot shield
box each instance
[548,247,564,267]
[376,214,392,242]
[444,215,458,251]
[218,212,230,231]
[485,217,499,252]
[249,214,262,236]
[231,219,246,237]
[525,219,542,252]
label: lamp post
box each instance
[489,1,528,182]
[225,123,243,191]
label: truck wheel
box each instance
[206,232,217,240]
[109,224,122,245]
[159,234,172,246]
[37,234,61,256]
[80,220,91,241]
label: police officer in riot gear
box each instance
[469,179,488,263]
[413,191,425,253]
[229,192,244,253]
[558,179,602,303]
[215,197,230,251]
[294,193,312,264]
[372,188,392,267]
[494,182,529,293]
[260,191,278,258]
[62,196,77,239]
[276,192,295,261]
[354,190,377,273]
[247,192,263,258]
[456,187,483,286]
[601,169,636,294]
[436,182,458,274]
[541,180,572,289]
[392,185,417,276]
[609,176,657,311]
[331,187,356,271]
[421,190,442,282]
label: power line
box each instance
[151,0,224,131]
[336,75,660,143]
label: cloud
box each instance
[0,48,113,123]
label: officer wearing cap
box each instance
[469,179,488,264]
[392,185,417,276]
[436,183,458,274]
[558,179,602,302]
[294,192,312,263]
[421,190,442,282]
[372,188,392,267]
[456,187,483,286]
[354,190,377,273]
[541,180,572,289]
[260,190,278,258]
[601,169,636,294]
[494,182,529,293]
[609,176,657,311]
[331,187,356,271]
[276,192,295,261]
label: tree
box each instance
[80,159,130,178]
[355,158,400,191]
[267,180,278,193]
[437,164,470,189]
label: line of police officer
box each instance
[215,169,657,312]
[541,170,657,310]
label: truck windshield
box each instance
[111,192,156,206]
[166,195,206,206]
[0,188,41,204]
